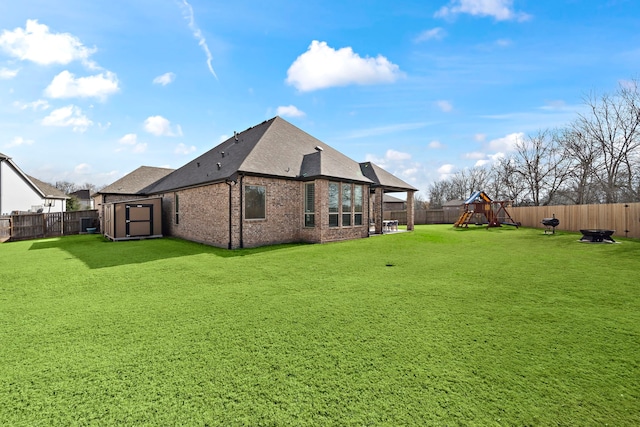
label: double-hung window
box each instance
[342,184,352,226]
[328,182,339,227]
[304,182,315,227]
[354,185,363,225]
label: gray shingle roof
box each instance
[98,166,175,195]
[360,162,417,192]
[26,176,68,199]
[146,117,374,193]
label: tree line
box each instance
[428,79,640,208]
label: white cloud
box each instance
[475,152,505,167]
[437,163,456,179]
[415,27,446,42]
[487,132,523,152]
[14,99,50,111]
[119,133,137,145]
[429,140,445,149]
[386,149,411,161]
[0,67,19,79]
[286,40,404,92]
[144,115,182,137]
[276,105,305,117]
[132,143,148,154]
[179,0,217,79]
[464,151,486,160]
[345,122,429,139]
[74,163,91,174]
[42,105,92,132]
[44,70,119,100]
[474,133,486,142]
[0,19,96,66]
[175,143,196,155]
[153,72,176,86]
[116,134,147,153]
[4,136,34,148]
[435,0,531,22]
[436,100,453,112]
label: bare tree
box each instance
[557,126,600,204]
[55,181,78,194]
[512,129,570,206]
[574,80,640,203]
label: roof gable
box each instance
[360,162,417,192]
[146,117,373,193]
[98,166,175,195]
[27,176,68,199]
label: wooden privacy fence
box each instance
[386,203,640,239]
[0,210,99,242]
[510,203,640,240]
[385,209,462,225]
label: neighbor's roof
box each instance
[98,166,175,195]
[26,176,68,199]
[383,194,405,203]
[146,116,375,193]
[359,162,417,192]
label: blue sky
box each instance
[1,0,639,197]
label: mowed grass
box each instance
[0,225,638,426]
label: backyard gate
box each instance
[104,197,163,241]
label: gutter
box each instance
[226,179,234,249]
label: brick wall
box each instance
[158,177,371,249]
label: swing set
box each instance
[453,191,519,228]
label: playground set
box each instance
[454,191,519,228]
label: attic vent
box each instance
[197,162,200,167]
[234,131,238,142]
[315,146,323,151]
[221,151,225,157]
[217,162,221,170]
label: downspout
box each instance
[367,185,371,237]
[226,180,233,249]
[239,174,244,249]
[0,158,3,215]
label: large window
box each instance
[342,183,352,226]
[354,185,363,226]
[245,185,266,219]
[304,182,315,227]
[328,182,339,227]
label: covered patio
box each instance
[360,162,417,235]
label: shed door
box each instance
[125,204,153,237]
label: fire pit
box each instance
[579,229,616,243]
[541,215,559,234]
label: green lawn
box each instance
[1,225,638,426]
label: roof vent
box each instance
[217,162,221,170]
[221,151,225,157]
[315,146,323,151]
[197,162,200,167]
[234,131,238,142]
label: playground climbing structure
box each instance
[453,191,519,228]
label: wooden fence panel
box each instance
[1,210,99,242]
[509,203,640,239]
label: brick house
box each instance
[95,117,416,248]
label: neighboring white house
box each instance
[0,152,68,215]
